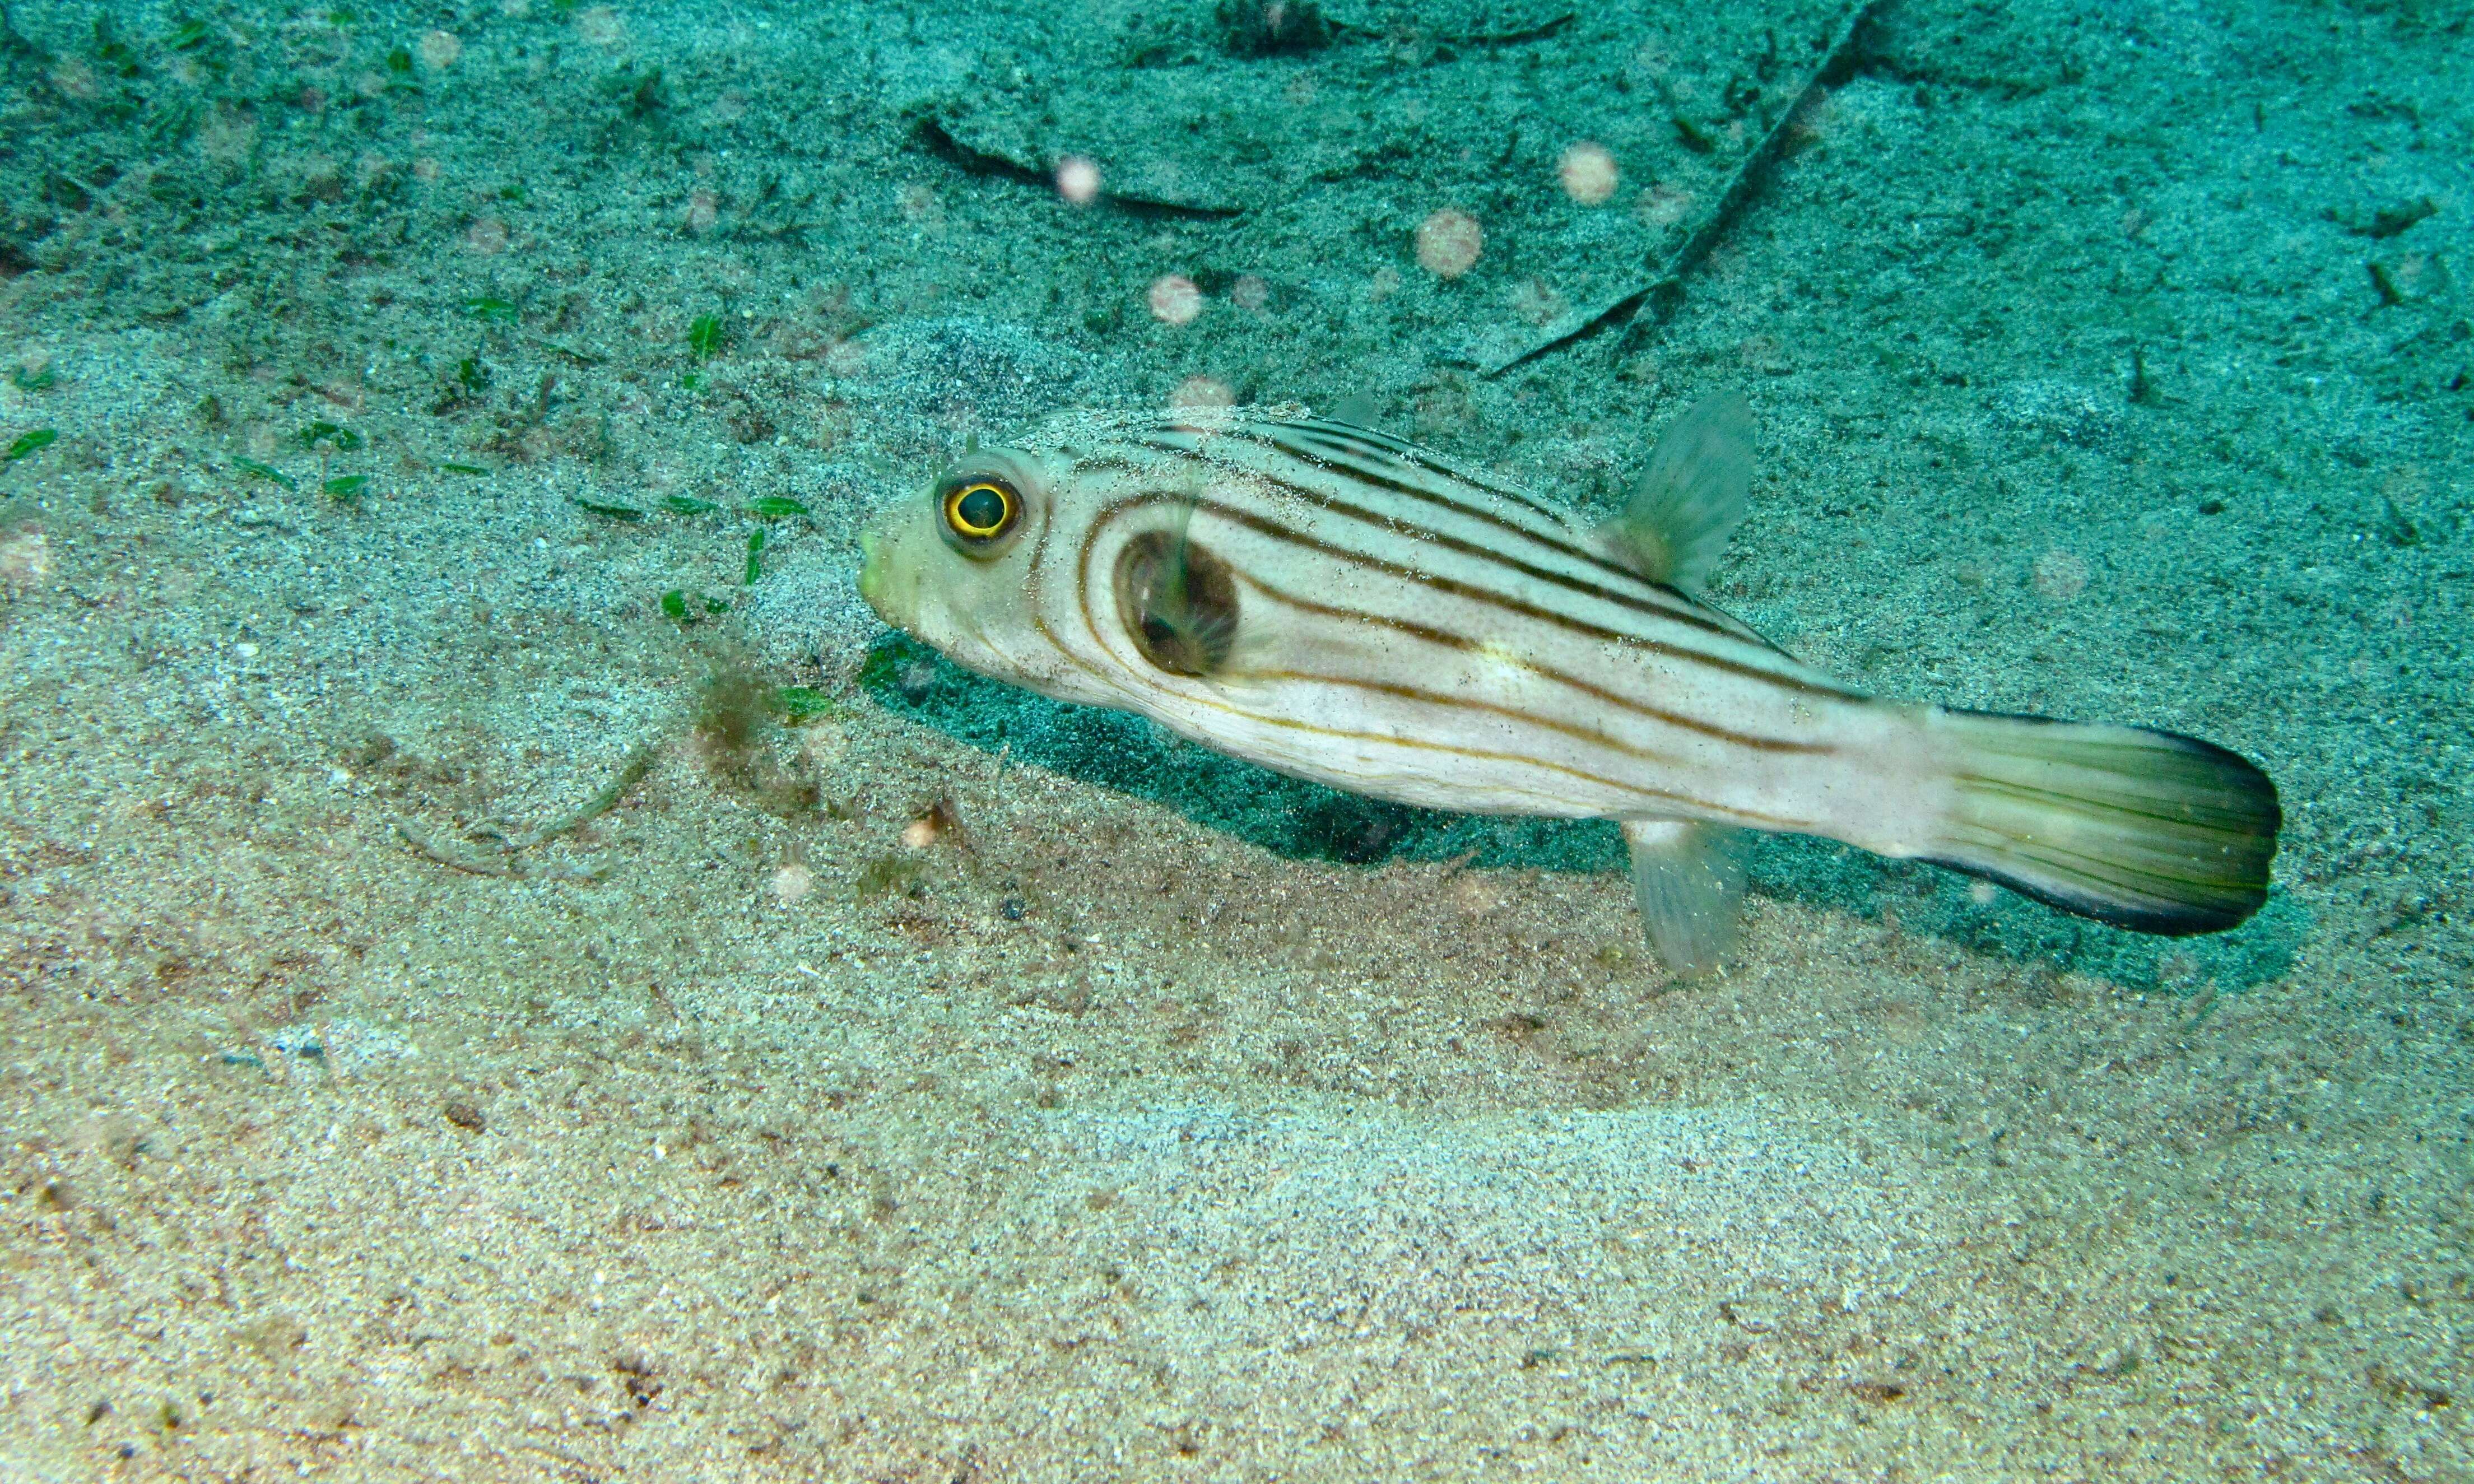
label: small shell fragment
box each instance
[770,863,816,903]
[901,798,959,850]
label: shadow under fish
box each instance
[859,631,2303,994]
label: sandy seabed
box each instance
[1,1,2468,1478]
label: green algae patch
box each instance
[296,421,364,452]
[855,854,924,901]
[232,458,294,489]
[659,588,729,624]
[6,429,57,462]
[777,686,835,723]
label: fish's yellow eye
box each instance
[941,478,1019,550]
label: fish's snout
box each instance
[857,522,940,639]
[856,528,896,624]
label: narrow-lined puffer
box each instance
[857,394,2280,974]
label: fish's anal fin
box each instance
[1621,817,1748,978]
[1600,390,1753,597]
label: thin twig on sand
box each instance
[395,739,659,881]
[1484,0,1894,379]
[393,818,521,878]
[495,741,661,850]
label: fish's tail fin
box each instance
[1920,709,2281,935]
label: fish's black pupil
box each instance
[955,486,1007,534]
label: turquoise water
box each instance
[1,2,2466,1478]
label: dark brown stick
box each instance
[1483,0,1894,379]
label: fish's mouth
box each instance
[856,529,896,625]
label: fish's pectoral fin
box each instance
[1114,511,1242,679]
[1622,817,1748,977]
[1601,390,1752,596]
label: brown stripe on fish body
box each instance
[1230,565,1831,757]
[1145,421,1666,613]
[1139,418,1566,542]
[1189,667,1821,825]
[1214,415,1585,538]
[1194,529,1888,830]
[1224,419,1714,613]
[1124,465,1859,710]
[1067,523,1774,816]
[1041,485,1661,816]
[1033,475,1694,815]
[1208,633,1835,827]
[1132,422,1817,676]
[1115,431,1718,660]
[1252,424,1671,594]
[1249,423,1584,551]
[1048,482,1917,834]
[1050,451,1860,752]
[1289,420,1593,535]
[1248,448,1782,656]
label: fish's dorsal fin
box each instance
[1599,391,1753,596]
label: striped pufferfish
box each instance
[856,394,2280,974]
